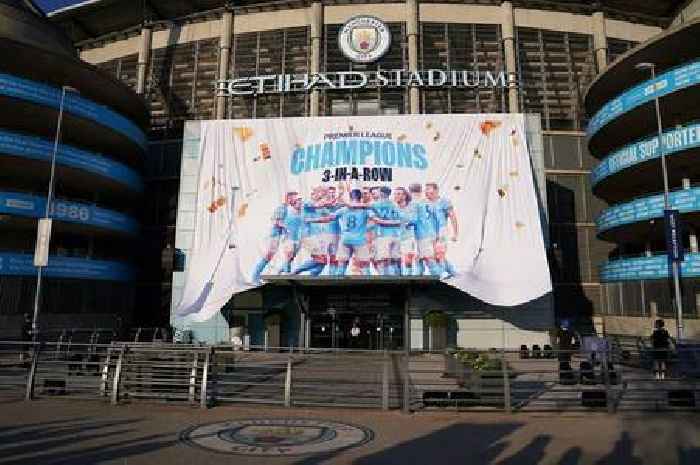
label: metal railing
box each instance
[2,341,698,413]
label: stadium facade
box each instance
[0,0,148,338]
[4,0,694,346]
[586,11,700,340]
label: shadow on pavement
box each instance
[0,415,177,465]
[326,422,523,465]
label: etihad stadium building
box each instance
[3,0,696,346]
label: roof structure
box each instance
[44,0,686,46]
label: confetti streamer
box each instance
[260,143,272,160]
[480,120,502,135]
[237,203,249,217]
[233,127,253,142]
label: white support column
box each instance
[216,8,234,119]
[407,0,420,114]
[501,1,519,113]
[592,11,608,73]
[310,1,323,116]
[136,23,153,95]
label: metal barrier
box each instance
[3,341,698,413]
[0,342,33,400]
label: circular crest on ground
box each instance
[181,418,374,456]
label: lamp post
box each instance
[31,85,77,342]
[635,62,683,342]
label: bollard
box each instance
[200,349,212,409]
[189,353,199,404]
[111,347,125,405]
[602,351,615,413]
[502,352,512,413]
[382,352,390,410]
[100,349,113,397]
[402,353,411,413]
[24,343,40,401]
[284,358,292,407]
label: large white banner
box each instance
[175,114,551,322]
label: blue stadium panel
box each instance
[0,73,147,149]
[601,253,700,282]
[587,60,700,138]
[0,252,136,281]
[596,187,700,233]
[0,129,143,192]
[591,122,700,187]
[0,191,139,235]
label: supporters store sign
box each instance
[175,115,551,321]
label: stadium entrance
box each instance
[306,286,405,350]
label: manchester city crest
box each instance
[338,16,391,63]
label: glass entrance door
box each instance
[309,311,403,350]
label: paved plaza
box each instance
[0,400,698,465]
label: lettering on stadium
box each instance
[218,69,518,96]
[290,139,427,175]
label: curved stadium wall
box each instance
[586,18,700,338]
[0,1,148,338]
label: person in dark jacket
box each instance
[651,319,673,380]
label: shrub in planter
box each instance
[424,311,449,328]
[264,312,283,326]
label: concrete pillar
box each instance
[592,11,608,73]
[649,300,658,320]
[501,1,519,113]
[136,22,153,95]
[406,0,420,114]
[690,230,699,253]
[310,1,323,116]
[216,8,233,119]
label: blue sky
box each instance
[35,0,87,14]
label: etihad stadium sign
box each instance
[216,69,518,97]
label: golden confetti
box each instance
[397,134,407,141]
[473,149,481,159]
[511,129,517,136]
[259,143,272,160]
[425,122,433,129]
[456,163,465,169]
[238,203,249,217]
[216,196,226,207]
[509,171,519,177]
[515,221,525,229]
[433,132,440,142]
[480,120,502,135]
[454,186,461,191]
[233,127,253,142]
[497,188,507,198]
[348,125,354,131]
[207,202,217,213]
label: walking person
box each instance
[651,319,674,380]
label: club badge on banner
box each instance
[176,114,551,321]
